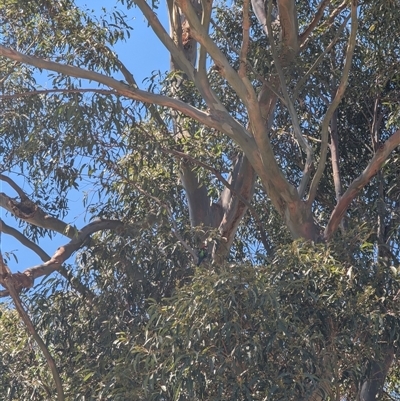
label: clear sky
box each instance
[1,0,170,273]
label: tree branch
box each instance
[266,2,314,199]
[299,0,331,45]
[0,218,49,261]
[0,254,65,401]
[0,218,95,300]
[198,0,213,79]
[239,0,251,79]
[133,0,196,81]
[294,15,350,100]
[0,174,28,199]
[324,129,400,240]
[300,0,349,51]
[277,0,299,58]
[0,190,76,238]
[164,148,271,253]
[0,45,255,154]
[307,0,358,206]
[0,219,124,297]
[176,0,250,104]
[0,88,114,100]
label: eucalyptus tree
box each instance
[0,0,400,400]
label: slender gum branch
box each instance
[0,88,114,100]
[0,219,124,297]
[300,0,349,51]
[0,174,28,199]
[0,45,255,150]
[239,0,251,79]
[133,0,196,81]
[0,254,65,401]
[307,0,358,206]
[294,15,350,99]
[324,129,400,240]
[0,219,95,300]
[265,1,313,198]
[176,0,250,104]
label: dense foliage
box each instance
[1,0,400,400]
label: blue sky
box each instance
[1,0,170,273]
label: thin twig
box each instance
[0,88,114,100]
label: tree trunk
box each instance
[357,347,394,401]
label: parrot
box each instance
[197,246,208,266]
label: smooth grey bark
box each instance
[169,0,257,259]
[358,348,394,401]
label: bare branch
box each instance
[0,219,95,300]
[239,0,251,79]
[164,148,271,252]
[307,0,358,206]
[277,0,299,57]
[133,0,196,81]
[217,155,257,256]
[266,2,314,198]
[330,107,343,202]
[198,0,213,78]
[0,218,49,261]
[324,129,400,240]
[0,190,76,237]
[0,254,65,401]
[0,219,123,297]
[300,0,349,51]
[294,15,350,99]
[0,174,28,200]
[210,18,283,101]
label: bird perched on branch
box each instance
[197,245,208,266]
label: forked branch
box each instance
[324,129,400,240]
[0,219,124,297]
